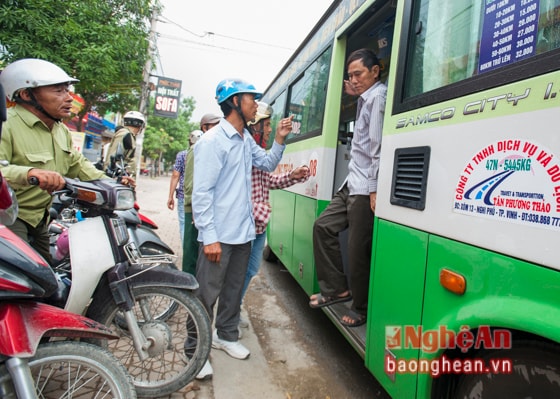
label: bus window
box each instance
[268,90,288,149]
[398,0,560,111]
[405,2,484,98]
[285,47,332,142]
[538,0,560,53]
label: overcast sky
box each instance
[154,0,333,124]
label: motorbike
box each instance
[38,176,211,397]
[52,152,175,262]
[48,196,175,264]
[115,202,175,257]
[133,200,159,229]
[0,175,137,399]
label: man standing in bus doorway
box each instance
[192,79,292,376]
[309,48,386,327]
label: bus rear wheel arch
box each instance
[432,338,560,398]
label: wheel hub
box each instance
[141,321,172,357]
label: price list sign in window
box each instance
[478,0,540,74]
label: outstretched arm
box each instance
[268,165,310,190]
[273,115,294,145]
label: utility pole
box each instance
[135,1,159,177]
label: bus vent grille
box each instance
[390,146,430,210]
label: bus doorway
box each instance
[334,2,395,195]
[327,0,396,356]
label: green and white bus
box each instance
[261,0,560,397]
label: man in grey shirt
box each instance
[309,48,386,327]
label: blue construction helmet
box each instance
[215,79,262,104]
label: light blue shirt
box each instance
[192,118,285,245]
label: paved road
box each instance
[135,174,389,399]
[135,174,289,399]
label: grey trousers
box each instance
[196,242,251,341]
[313,185,374,315]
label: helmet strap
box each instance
[229,94,250,131]
[16,89,61,122]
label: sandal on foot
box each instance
[309,293,352,308]
[340,310,366,327]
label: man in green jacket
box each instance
[104,110,146,177]
[181,129,203,275]
[0,58,130,262]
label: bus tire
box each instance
[262,244,278,262]
[452,340,560,398]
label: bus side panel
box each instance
[268,190,296,271]
[268,190,329,295]
[366,219,429,399]
[292,195,321,294]
[417,235,560,398]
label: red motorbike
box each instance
[0,177,138,399]
[0,84,136,399]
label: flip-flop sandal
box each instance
[309,292,351,302]
[340,310,366,327]
[309,293,352,308]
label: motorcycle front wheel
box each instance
[86,284,211,398]
[0,341,136,399]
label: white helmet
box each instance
[189,130,204,145]
[123,110,146,128]
[0,58,79,101]
[248,102,272,126]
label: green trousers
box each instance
[182,212,199,275]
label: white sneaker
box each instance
[195,359,213,380]
[238,326,243,340]
[239,316,249,328]
[212,330,250,360]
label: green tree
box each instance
[0,0,156,130]
[143,97,198,169]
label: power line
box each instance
[158,15,206,38]
[158,15,294,51]
[157,33,290,60]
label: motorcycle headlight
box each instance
[114,188,135,210]
[109,217,129,246]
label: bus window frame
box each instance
[392,0,560,115]
[286,73,323,141]
[266,46,333,146]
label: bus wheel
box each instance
[262,245,278,262]
[453,340,560,398]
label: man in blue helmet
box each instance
[192,79,293,378]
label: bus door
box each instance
[335,2,395,192]
[323,0,397,355]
